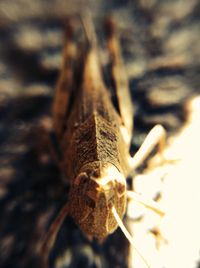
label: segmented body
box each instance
[52,19,134,240]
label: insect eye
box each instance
[74,172,88,185]
[81,175,88,184]
[85,195,96,209]
[116,183,125,196]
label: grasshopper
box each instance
[39,16,166,268]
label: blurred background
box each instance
[0,0,200,268]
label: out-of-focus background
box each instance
[0,1,200,268]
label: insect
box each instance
[38,15,166,268]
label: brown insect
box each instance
[38,15,166,268]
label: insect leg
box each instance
[37,202,69,268]
[105,17,134,145]
[127,125,167,218]
[128,124,166,175]
[52,19,77,139]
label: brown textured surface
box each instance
[0,1,200,268]
[50,16,131,256]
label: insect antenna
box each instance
[38,202,69,268]
[127,190,165,216]
[79,11,98,49]
[112,206,151,268]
